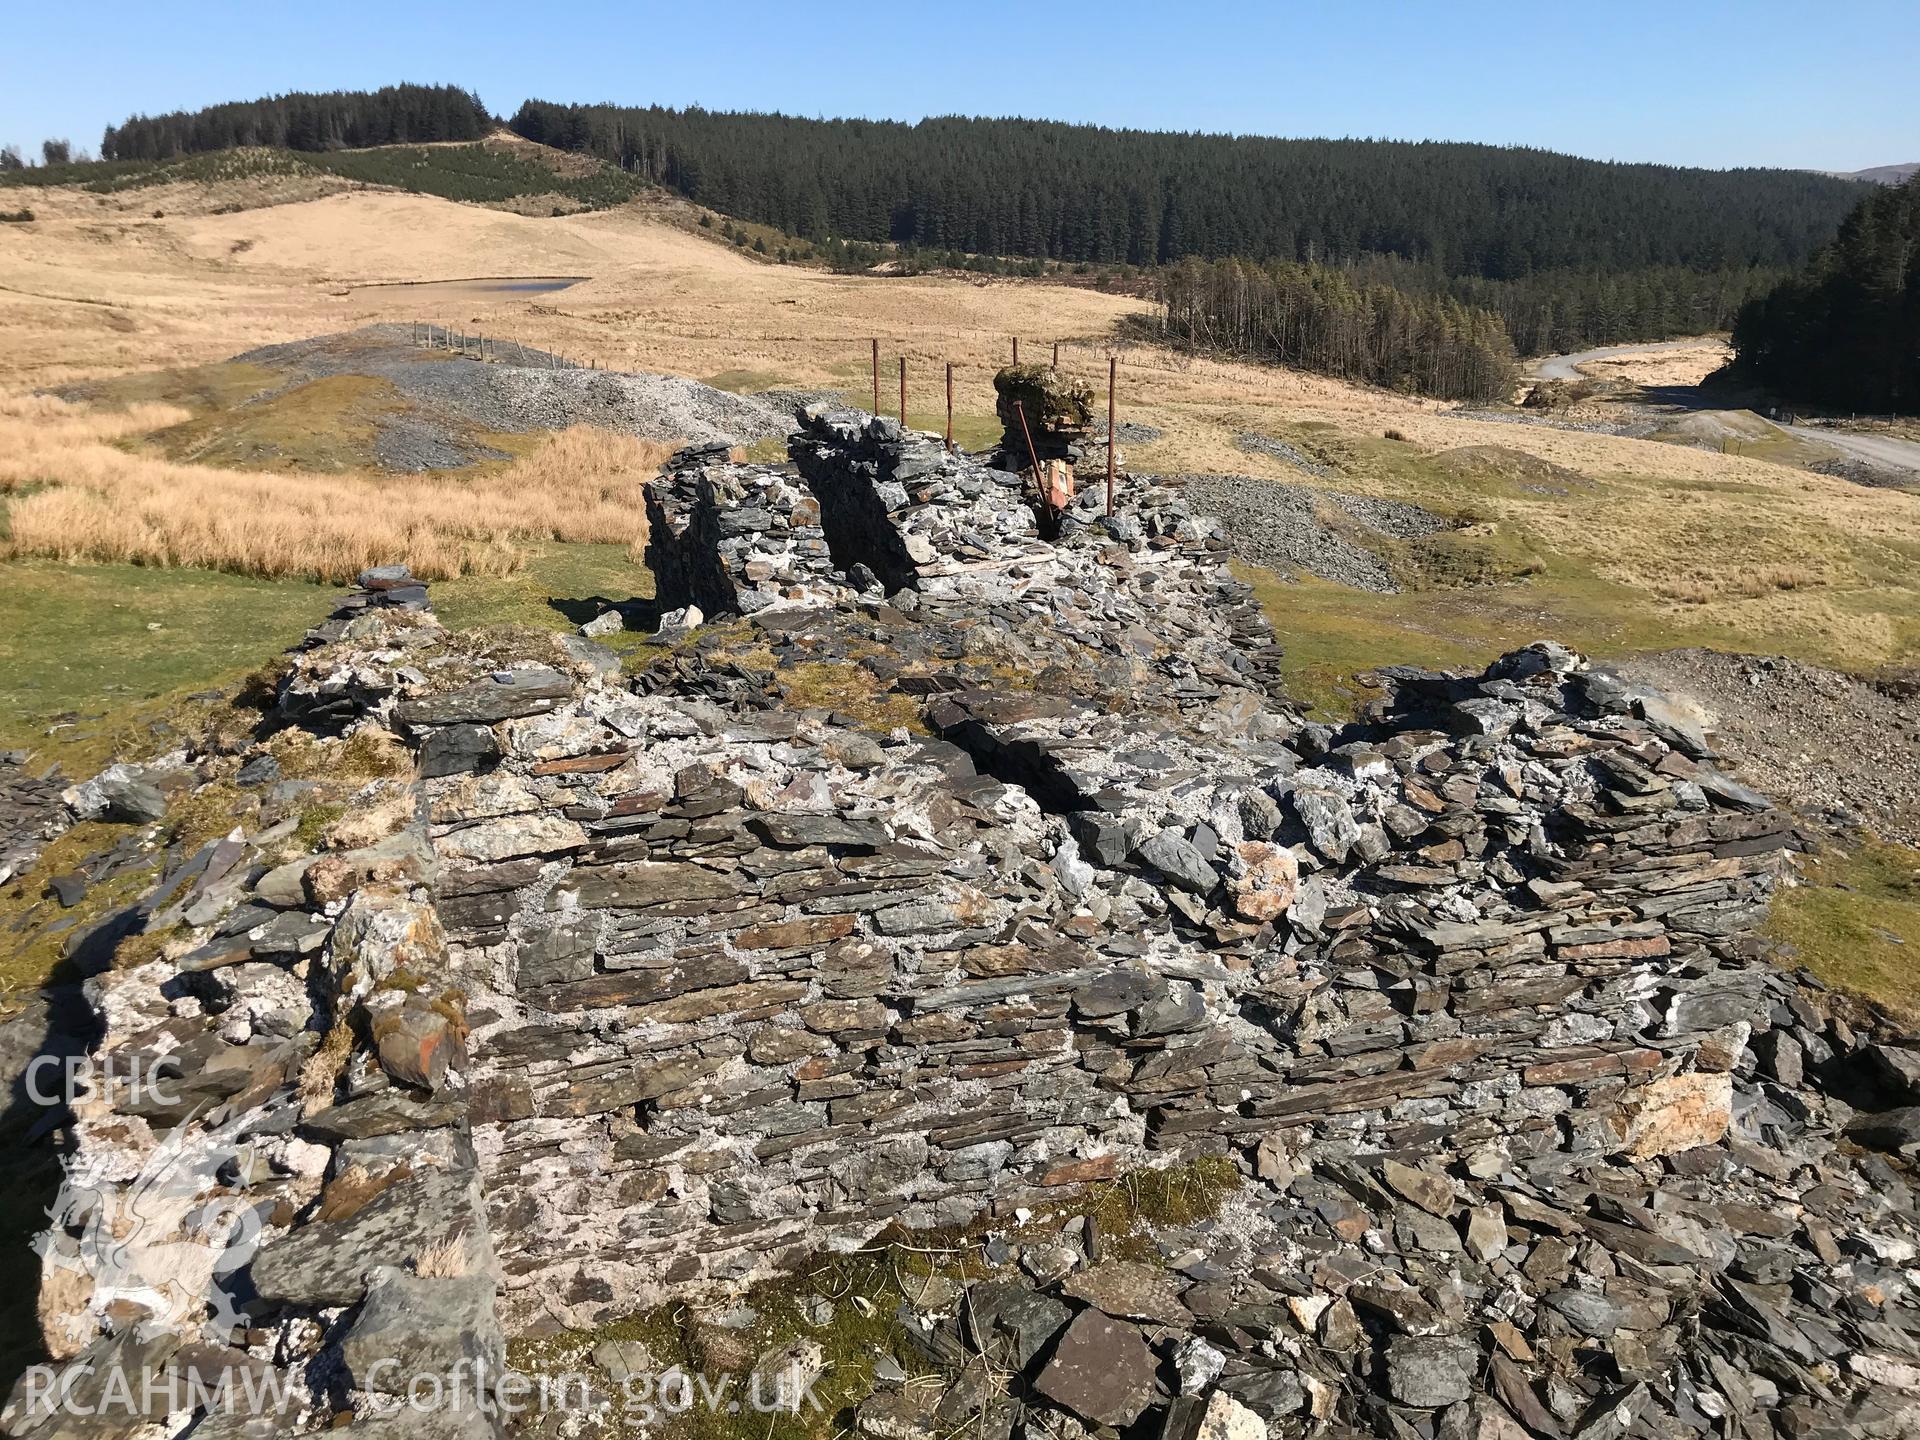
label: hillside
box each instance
[509,102,1861,274]
[508,98,1863,354]
[26,84,1878,362]
[1830,162,1920,185]
[0,133,649,216]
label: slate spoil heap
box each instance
[13,408,1920,1440]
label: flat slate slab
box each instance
[393,668,573,727]
[248,1167,490,1309]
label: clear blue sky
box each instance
[4,0,1914,171]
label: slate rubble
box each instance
[13,417,1920,1440]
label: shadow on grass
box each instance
[543,594,668,631]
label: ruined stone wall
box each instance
[21,433,1919,1440]
[13,580,512,1440]
[424,419,1802,1336]
[643,441,850,617]
[788,406,1042,592]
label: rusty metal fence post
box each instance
[871,338,880,415]
[1014,400,1041,489]
[945,362,954,451]
[1107,354,1118,518]
[899,356,906,428]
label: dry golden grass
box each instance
[0,397,666,582]
[4,182,1920,667]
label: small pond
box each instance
[343,276,588,302]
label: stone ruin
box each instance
[9,406,1920,1440]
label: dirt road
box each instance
[1794,423,1920,476]
[1529,339,1716,382]
[1530,339,1920,476]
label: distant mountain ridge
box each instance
[1824,162,1919,185]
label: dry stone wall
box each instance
[644,442,852,619]
[14,430,1920,1440]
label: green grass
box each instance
[1240,538,1820,721]
[83,353,509,475]
[433,542,654,642]
[0,542,653,771]
[702,370,791,395]
[68,359,283,416]
[1223,423,1920,716]
[0,559,328,765]
[1766,837,1920,1022]
[144,374,402,471]
[840,394,1004,453]
[0,820,168,999]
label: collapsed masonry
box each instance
[14,410,1920,1440]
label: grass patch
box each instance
[0,558,326,764]
[1080,1153,1240,1258]
[433,541,654,644]
[69,361,282,417]
[511,1247,958,1440]
[1767,837,1920,1023]
[736,436,789,464]
[702,370,790,395]
[143,374,400,471]
[293,803,346,851]
[844,398,1002,454]
[1237,543,1830,721]
[1239,431,1920,721]
[0,821,162,1001]
[772,661,924,734]
[924,409,1004,454]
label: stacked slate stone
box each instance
[299,563,432,650]
[641,408,1291,718]
[643,441,852,617]
[11,613,510,1440]
[920,643,1812,1165]
[0,751,76,886]
[790,404,1046,591]
[21,419,1920,1440]
[274,573,448,734]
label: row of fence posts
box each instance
[871,337,1120,518]
[412,321,612,371]
[407,320,1124,516]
